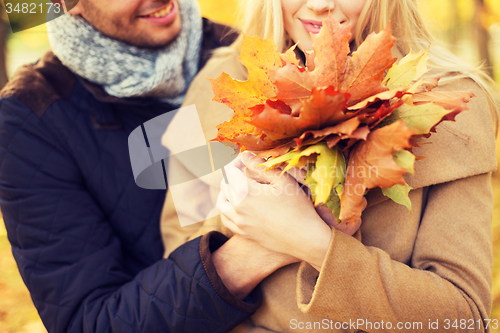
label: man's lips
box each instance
[139,1,177,25]
[300,19,323,34]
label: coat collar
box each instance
[367,78,497,208]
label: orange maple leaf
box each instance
[340,25,396,105]
[209,35,281,116]
[309,18,351,89]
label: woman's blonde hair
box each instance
[223,0,500,130]
[224,0,286,53]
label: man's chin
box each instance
[111,26,182,49]
[131,17,182,48]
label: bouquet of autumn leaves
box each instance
[210,18,473,225]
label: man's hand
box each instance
[212,235,298,300]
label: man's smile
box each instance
[138,1,178,25]
[141,2,174,18]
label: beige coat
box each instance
[161,52,498,332]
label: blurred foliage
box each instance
[197,0,239,26]
[493,177,500,321]
[0,222,47,333]
[0,0,499,332]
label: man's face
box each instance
[70,0,182,48]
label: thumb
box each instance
[243,154,297,187]
[241,151,261,167]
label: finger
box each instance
[244,165,270,185]
[239,151,256,169]
[223,164,250,204]
[286,167,307,184]
[222,160,265,198]
[217,187,233,212]
[216,191,244,234]
[241,153,266,172]
[229,153,245,171]
[243,155,297,186]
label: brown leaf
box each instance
[272,63,314,113]
[363,100,406,128]
[304,50,316,71]
[249,87,349,141]
[255,141,297,159]
[337,126,371,152]
[407,76,440,94]
[348,89,405,110]
[412,90,475,111]
[339,121,414,224]
[409,90,474,136]
[295,117,361,147]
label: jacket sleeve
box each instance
[0,97,260,333]
[161,183,229,258]
[296,173,494,332]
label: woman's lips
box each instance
[140,1,177,25]
[300,19,323,34]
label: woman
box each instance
[161,0,499,331]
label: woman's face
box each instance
[282,0,367,51]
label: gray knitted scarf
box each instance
[47,0,202,105]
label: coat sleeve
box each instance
[161,168,229,258]
[296,173,495,332]
[0,97,260,333]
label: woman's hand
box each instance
[217,153,332,270]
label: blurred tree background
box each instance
[0,0,499,332]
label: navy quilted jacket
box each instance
[0,20,261,333]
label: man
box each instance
[0,0,295,332]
